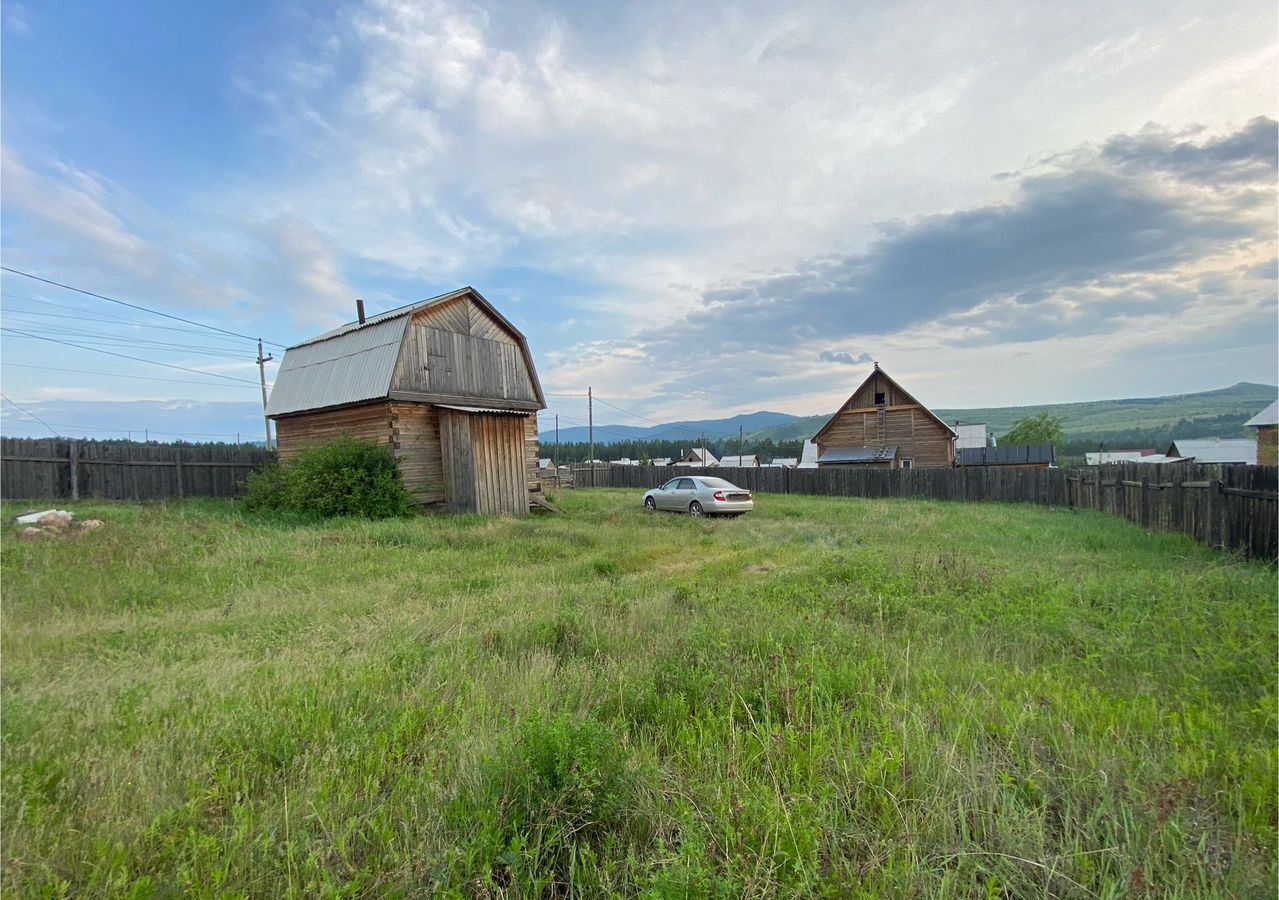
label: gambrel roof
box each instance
[267,287,545,417]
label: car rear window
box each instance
[698,477,739,489]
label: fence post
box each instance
[175,447,184,498]
[68,441,79,501]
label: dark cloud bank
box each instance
[648,116,1277,359]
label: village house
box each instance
[718,454,760,468]
[674,448,718,467]
[1165,437,1257,465]
[266,287,545,515]
[1245,400,1278,465]
[812,363,955,469]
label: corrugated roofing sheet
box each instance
[1244,400,1278,428]
[957,444,1055,466]
[1167,438,1257,464]
[266,316,408,416]
[289,288,471,349]
[819,446,898,464]
[435,404,531,416]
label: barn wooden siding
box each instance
[275,402,397,461]
[1,438,274,501]
[439,409,529,515]
[816,369,954,468]
[590,462,1278,559]
[391,299,540,407]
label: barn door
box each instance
[438,408,528,516]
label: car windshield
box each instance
[697,477,740,489]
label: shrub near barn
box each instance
[244,437,414,518]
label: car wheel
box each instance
[644,496,656,511]
[688,501,704,517]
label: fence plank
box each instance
[2,438,275,502]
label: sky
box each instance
[1,0,1276,440]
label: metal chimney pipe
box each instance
[356,298,366,324]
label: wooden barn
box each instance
[813,363,955,469]
[266,287,545,515]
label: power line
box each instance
[1,302,266,344]
[0,328,262,386]
[1,394,58,436]
[0,266,287,348]
[1,362,263,389]
[2,323,259,358]
[592,395,667,427]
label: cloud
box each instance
[1100,116,1278,184]
[642,117,1275,355]
[818,350,873,365]
[536,116,1276,417]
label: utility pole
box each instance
[701,432,706,470]
[554,414,559,469]
[587,386,594,487]
[257,339,274,450]
[739,424,743,460]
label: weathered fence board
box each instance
[1,438,275,502]
[575,462,1277,559]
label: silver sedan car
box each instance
[643,475,754,517]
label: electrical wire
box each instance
[1,362,263,389]
[1,328,262,386]
[1,394,58,436]
[1,303,268,343]
[0,266,287,348]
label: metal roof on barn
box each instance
[266,287,543,418]
[266,315,410,417]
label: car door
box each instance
[654,479,677,510]
[670,477,695,510]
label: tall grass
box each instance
[2,491,1274,896]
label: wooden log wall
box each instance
[577,462,1278,559]
[1,438,275,502]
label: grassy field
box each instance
[2,491,1275,897]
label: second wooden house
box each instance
[813,363,955,468]
[266,287,545,515]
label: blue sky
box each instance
[2,0,1276,440]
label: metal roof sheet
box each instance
[819,445,898,464]
[288,288,472,349]
[434,404,531,416]
[957,444,1055,466]
[1244,400,1278,428]
[1166,438,1257,464]
[798,440,819,467]
[266,316,408,416]
[718,455,759,467]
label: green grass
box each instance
[2,491,1275,897]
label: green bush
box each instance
[243,437,414,519]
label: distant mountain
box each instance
[746,382,1278,445]
[540,410,797,445]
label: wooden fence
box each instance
[1,438,276,502]
[573,463,1278,559]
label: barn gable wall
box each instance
[391,302,538,405]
